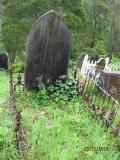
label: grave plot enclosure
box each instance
[25,10,71,90]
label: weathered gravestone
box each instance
[95,58,105,74]
[0,53,8,69]
[25,10,71,90]
[98,70,120,102]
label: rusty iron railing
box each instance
[73,67,120,133]
[9,62,25,158]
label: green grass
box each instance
[112,57,120,70]
[0,107,19,160]
[0,70,9,103]
[84,80,118,109]
[20,99,118,160]
[0,70,120,160]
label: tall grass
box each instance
[0,71,120,160]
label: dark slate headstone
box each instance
[25,10,71,90]
[0,53,8,69]
[76,54,85,70]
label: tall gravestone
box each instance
[25,10,71,90]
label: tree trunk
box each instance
[91,7,97,48]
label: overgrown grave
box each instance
[5,10,72,158]
[1,65,120,159]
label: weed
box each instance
[27,78,78,107]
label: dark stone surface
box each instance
[0,53,8,69]
[25,10,71,90]
[76,54,85,70]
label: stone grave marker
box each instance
[25,10,71,90]
[98,70,120,102]
[95,58,105,74]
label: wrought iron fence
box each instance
[73,67,120,131]
[8,63,25,158]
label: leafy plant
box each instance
[27,84,49,107]
[12,61,24,73]
[94,40,107,55]
[27,77,78,107]
[47,78,78,103]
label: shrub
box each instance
[82,47,96,55]
[12,61,24,73]
[94,40,107,55]
[71,33,80,61]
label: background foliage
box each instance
[0,0,120,63]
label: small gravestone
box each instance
[98,70,120,102]
[96,58,105,74]
[0,53,8,69]
[25,10,71,90]
[77,54,85,70]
